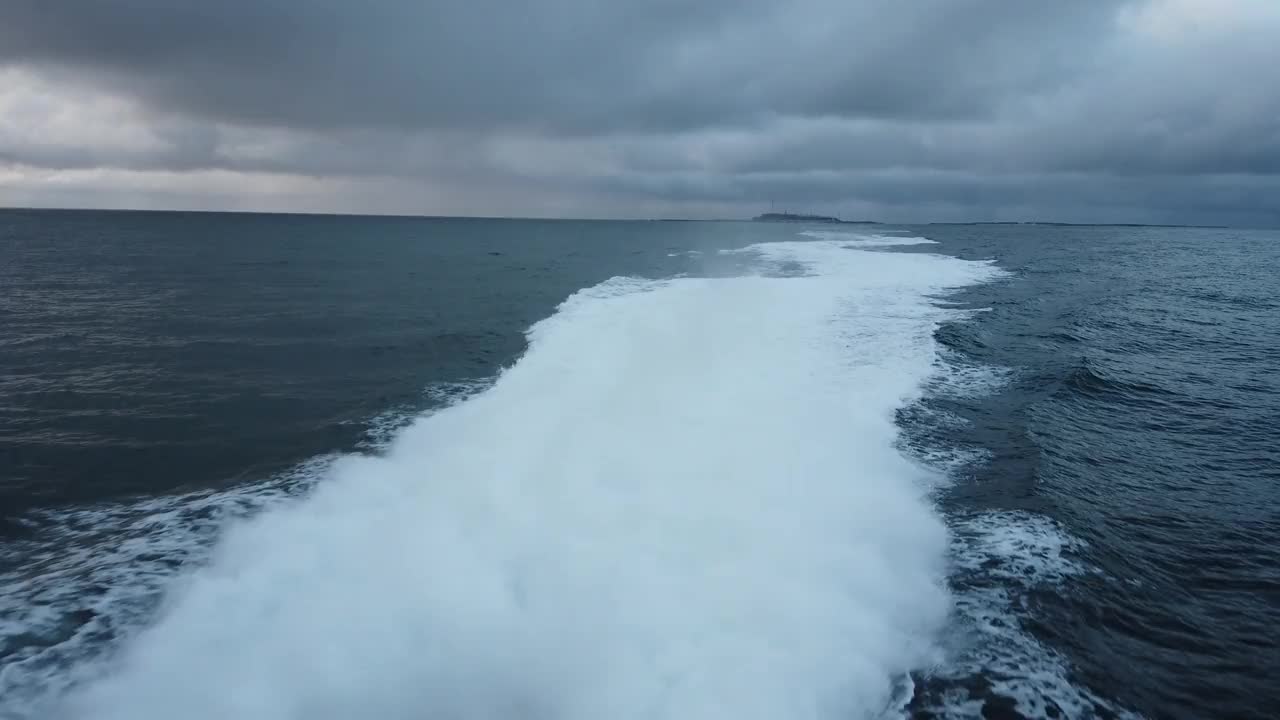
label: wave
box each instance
[18,238,999,720]
[0,383,483,719]
[1062,358,1177,403]
[910,512,1141,720]
[0,458,327,718]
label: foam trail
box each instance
[798,230,937,246]
[53,240,998,720]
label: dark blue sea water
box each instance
[1,209,1276,719]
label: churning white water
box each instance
[52,238,1000,720]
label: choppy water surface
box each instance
[2,210,1276,719]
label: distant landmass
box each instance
[753,213,880,224]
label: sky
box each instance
[1,0,1278,225]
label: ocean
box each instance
[1,209,1276,719]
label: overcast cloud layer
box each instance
[2,0,1278,224]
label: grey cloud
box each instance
[2,0,1279,225]
[0,0,1129,133]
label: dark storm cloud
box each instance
[0,0,1127,133]
[1,0,1279,224]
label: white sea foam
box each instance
[798,230,938,246]
[0,459,327,718]
[926,349,1015,400]
[356,380,492,450]
[17,239,1001,720]
[0,382,485,719]
[924,512,1141,720]
[898,346,1012,479]
[951,511,1088,586]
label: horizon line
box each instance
[0,204,1252,230]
